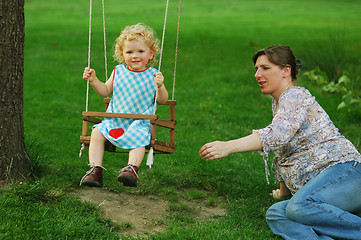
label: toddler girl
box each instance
[80,23,168,187]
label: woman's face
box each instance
[254,55,292,100]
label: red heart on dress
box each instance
[109,128,125,139]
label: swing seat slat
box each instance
[82,111,158,120]
[83,116,102,124]
[149,140,175,153]
[151,119,176,129]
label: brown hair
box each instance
[253,45,301,81]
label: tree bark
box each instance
[0,0,30,181]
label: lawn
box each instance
[1,0,360,239]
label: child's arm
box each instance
[154,72,169,104]
[83,67,113,97]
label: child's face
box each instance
[121,39,154,71]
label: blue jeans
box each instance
[266,161,361,240]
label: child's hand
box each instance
[83,67,96,82]
[153,72,164,88]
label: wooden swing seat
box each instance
[80,98,176,154]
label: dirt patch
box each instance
[74,188,226,237]
[0,181,7,190]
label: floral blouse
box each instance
[253,86,361,194]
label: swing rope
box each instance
[102,0,108,82]
[80,0,95,157]
[80,0,107,157]
[151,0,170,117]
[157,0,169,73]
[172,0,181,101]
[85,0,93,113]
[147,0,170,168]
[146,0,181,168]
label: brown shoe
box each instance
[117,164,138,187]
[80,166,103,187]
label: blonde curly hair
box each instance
[113,23,160,67]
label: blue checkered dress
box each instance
[95,64,157,149]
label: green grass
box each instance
[2,0,360,239]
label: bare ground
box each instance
[74,187,227,237]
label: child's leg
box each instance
[89,127,106,166]
[118,147,145,187]
[80,127,106,187]
[128,147,146,167]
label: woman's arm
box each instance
[199,132,263,161]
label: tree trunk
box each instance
[0,0,30,181]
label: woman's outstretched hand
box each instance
[200,133,262,161]
[199,141,230,161]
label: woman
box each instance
[199,45,361,239]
